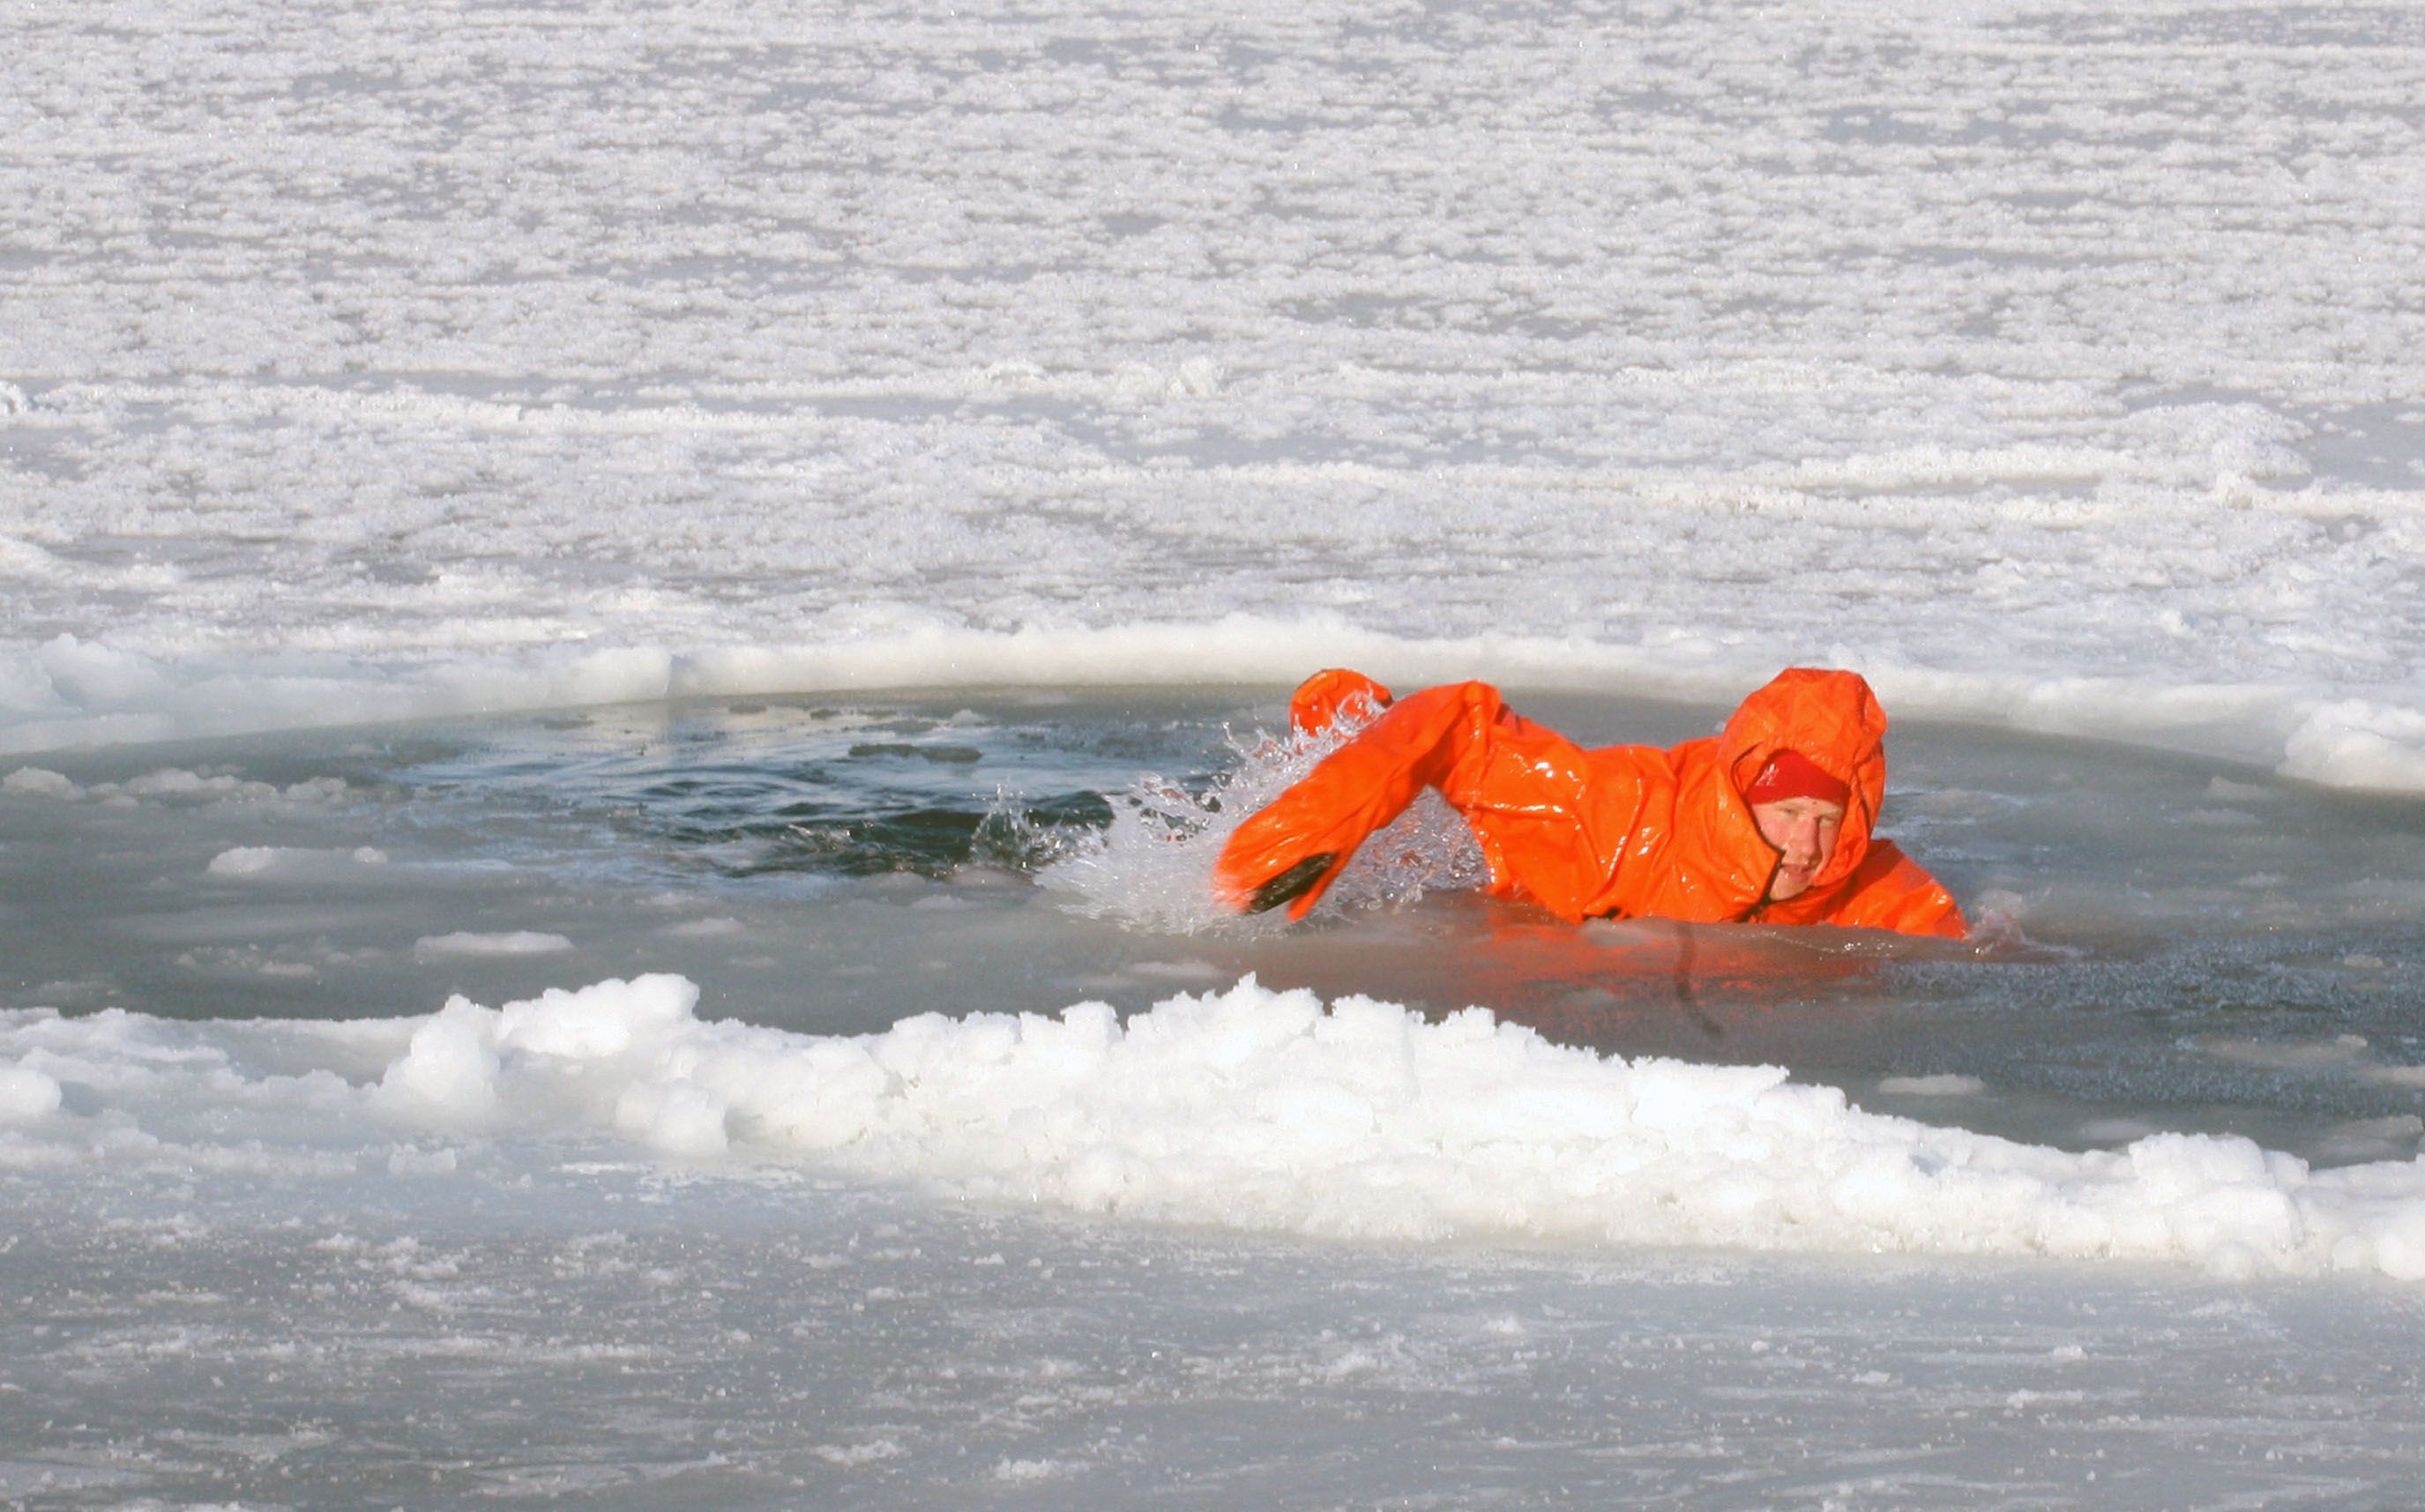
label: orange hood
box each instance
[1698,667,1890,898]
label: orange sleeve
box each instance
[1213,681,1524,919]
[1214,681,1647,922]
[1810,841,1968,939]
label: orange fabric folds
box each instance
[1212,667,1966,938]
[1287,668,1394,734]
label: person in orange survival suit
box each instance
[1212,667,1966,939]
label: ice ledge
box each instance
[4,628,2421,797]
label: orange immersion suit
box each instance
[1212,667,1967,939]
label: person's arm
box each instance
[1213,681,1522,919]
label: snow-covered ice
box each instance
[4,0,2421,789]
[6,0,2425,1503]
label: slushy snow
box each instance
[15,974,2423,1282]
[414,929,577,958]
[3,0,2422,789]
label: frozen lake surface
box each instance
[8,0,2425,1502]
[4,0,2422,792]
[6,688,2425,1508]
[13,1161,2425,1509]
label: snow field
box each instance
[4,0,2422,786]
[13,1155,2421,1509]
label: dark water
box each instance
[4,684,2421,1166]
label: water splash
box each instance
[969,786,1105,873]
[1037,704,1485,935]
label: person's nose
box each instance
[1784,816,1822,862]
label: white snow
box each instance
[205,846,281,877]
[412,930,575,957]
[2280,700,2425,793]
[8,765,350,808]
[2,766,81,800]
[206,844,386,877]
[0,1063,63,1124]
[16,975,2425,1283]
[1877,1074,1987,1098]
[3,0,2421,789]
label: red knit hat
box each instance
[1743,749,1849,807]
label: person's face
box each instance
[1751,796,1845,902]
